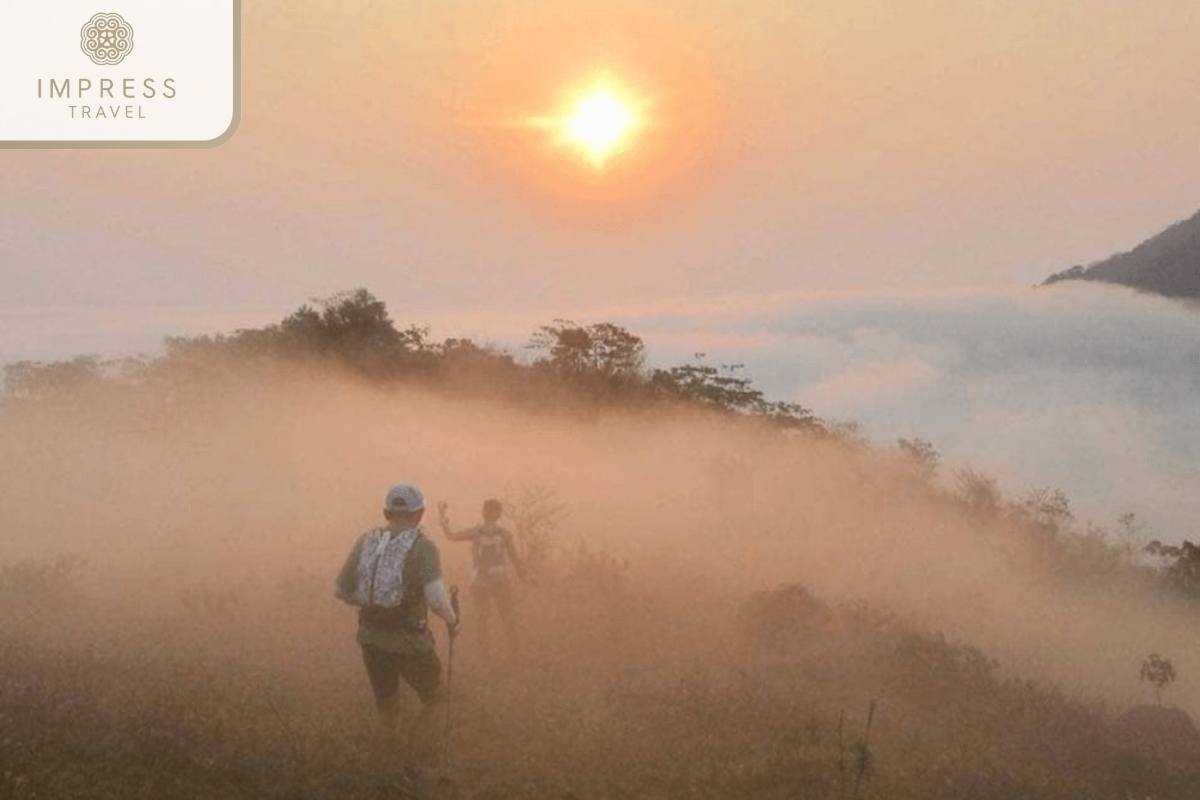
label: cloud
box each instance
[591,281,1200,541]
[3,281,1199,544]
[809,357,940,407]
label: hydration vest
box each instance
[335,527,420,608]
[472,527,512,584]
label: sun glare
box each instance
[457,8,719,199]
[564,89,635,165]
[523,81,646,170]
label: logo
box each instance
[81,13,134,66]
[2,2,239,149]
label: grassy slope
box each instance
[2,566,1197,800]
[3,314,1199,798]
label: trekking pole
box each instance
[441,585,461,782]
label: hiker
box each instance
[335,483,460,787]
[438,499,527,658]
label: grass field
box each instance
[2,556,1197,800]
[3,357,1199,799]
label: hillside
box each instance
[1042,208,1200,298]
[5,292,1200,798]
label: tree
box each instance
[897,437,939,479]
[1117,512,1145,543]
[1144,539,1200,600]
[1139,653,1176,706]
[502,484,566,580]
[1114,512,1150,556]
[649,355,817,429]
[1018,486,1074,531]
[754,399,820,431]
[279,289,418,360]
[3,356,103,399]
[528,319,646,379]
[651,359,764,411]
[953,467,1001,513]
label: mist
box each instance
[595,281,1200,545]
[6,280,1197,548]
[2,355,1195,722]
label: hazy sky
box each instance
[2,0,1199,326]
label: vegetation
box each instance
[4,288,1200,799]
[1141,654,1178,707]
[896,437,939,480]
[2,559,1198,799]
[3,289,818,436]
[1145,539,1200,600]
[1041,206,1200,300]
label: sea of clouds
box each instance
[606,282,1200,544]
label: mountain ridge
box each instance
[1042,208,1200,299]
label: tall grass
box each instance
[1,553,1197,799]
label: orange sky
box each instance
[1,0,1199,325]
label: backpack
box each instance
[472,527,512,583]
[477,533,506,568]
[335,527,420,608]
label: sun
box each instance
[564,89,635,165]
[523,80,646,169]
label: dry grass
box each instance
[3,359,1199,799]
[2,558,1197,800]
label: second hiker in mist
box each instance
[438,499,528,660]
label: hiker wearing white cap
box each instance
[437,498,527,659]
[335,482,460,786]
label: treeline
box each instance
[1040,207,1200,300]
[1,288,817,431]
[6,289,1200,605]
[896,440,1200,607]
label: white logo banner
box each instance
[0,1,240,148]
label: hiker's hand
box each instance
[437,501,448,519]
[447,616,462,639]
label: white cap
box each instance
[385,483,425,514]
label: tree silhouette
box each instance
[1139,653,1176,706]
[897,437,939,479]
[3,355,103,398]
[3,289,826,434]
[528,319,646,378]
[1144,540,1200,600]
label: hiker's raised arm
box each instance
[437,502,474,541]
[441,520,478,542]
[443,524,477,541]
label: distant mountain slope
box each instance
[1042,208,1200,299]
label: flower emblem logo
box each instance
[80,13,134,66]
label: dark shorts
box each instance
[361,643,443,706]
